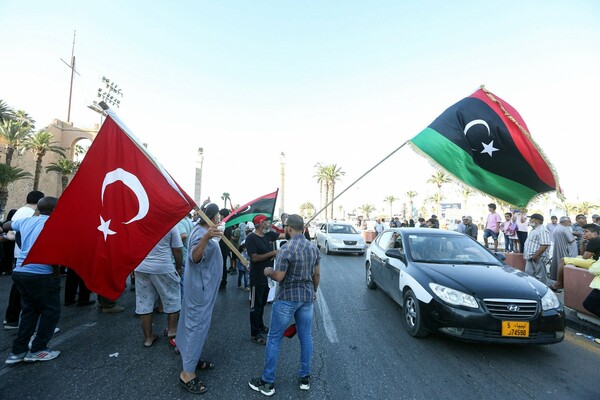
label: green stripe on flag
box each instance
[410,127,538,207]
[225,213,274,228]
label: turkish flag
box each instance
[24,111,196,300]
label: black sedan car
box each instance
[365,228,565,343]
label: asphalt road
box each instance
[1,250,599,400]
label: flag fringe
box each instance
[479,85,565,203]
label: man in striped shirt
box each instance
[523,213,551,284]
[249,214,320,396]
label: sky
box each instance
[1,1,599,218]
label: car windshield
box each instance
[407,234,503,265]
[329,224,358,234]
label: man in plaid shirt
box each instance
[523,213,551,284]
[249,214,320,396]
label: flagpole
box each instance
[306,141,408,226]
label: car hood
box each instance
[413,262,546,299]
[328,233,363,241]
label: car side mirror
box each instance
[493,252,506,261]
[385,248,406,263]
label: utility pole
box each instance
[61,30,80,123]
[194,148,204,205]
[279,152,286,217]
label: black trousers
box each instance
[583,289,600,319]
[4,282,21,324]
[249,284,269,337]
[64,268,91,304]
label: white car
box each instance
[315,222,367,256]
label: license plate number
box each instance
[502,321,529,337]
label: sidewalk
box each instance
[555,291,600,338]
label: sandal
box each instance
[251,335,267,345]
[198,360,215,370]
[180,377,208,394]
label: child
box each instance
[501,212,518,252]
[237,243,250,290]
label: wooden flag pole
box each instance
[193,205,248,266]
[305,141,408,226]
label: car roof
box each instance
[384,228,463,236]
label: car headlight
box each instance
[358,238,365,244]
[330,237,342,244]
[541,288,560,311]
[429,283,479,309]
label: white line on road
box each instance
[316,290,338,343]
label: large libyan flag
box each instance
[221,189,278,228]
[408,87,562,208]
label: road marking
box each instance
[565,329,600,355]
[316,290,338,343]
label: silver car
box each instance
[315,222,367,256]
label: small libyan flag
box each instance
[408,86,562,208]
[221,189,278,228]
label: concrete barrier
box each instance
[564,264,595,317]
[504,252,526,272]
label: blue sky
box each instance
[1,1,599,216]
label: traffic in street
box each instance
[1,250,599,399]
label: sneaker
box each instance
[101,305,125,313]
[5,352,27,364]
[24,349,60,362]
[4,322,18,330]
[299,376,310,390]
[248,377,275,396]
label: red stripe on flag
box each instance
[470,89,556,189]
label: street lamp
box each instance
[98,76,123,107]
[279,152,286,217]
[195,147,204,204]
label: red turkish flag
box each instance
[24,111,196,300]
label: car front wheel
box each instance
[366,262,376,289]
[402,289,428,338]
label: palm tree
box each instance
[22,130,65,191]
[426,193,444,216]
[0,100,14,124]
[405,191,418,218]
[427,171,452,215]
[383,195,398,219]
[299,202,315,219]
[45,158,79,194]
[0,164,31,215]
[359,204,376,219]
[563,202,579,218]
[313,163,326,214]
[577,201,598,215]
[0,120,31,166]
[221,192,231,209]
[13,109,36,131]
[458,186,475,212]
[322,164,345,220]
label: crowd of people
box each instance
[1,192,321,397]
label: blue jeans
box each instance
[12,272,61,354]
[262,301,314,383]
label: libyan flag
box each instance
[408,87,562,208]
[221,189,278,228]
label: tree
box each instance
[577,201,598,215]
[405,191,418,218]
[384,195,398,219]
[426,193,444,216]
[221,192,231,209]
[322,164,345,220]
[458,186,475,212]
[313,163,326,215]
[13,109,36,131]
[45,158,79,194]
[427,171,452,215]
[0,119,31,166]
[0,164,31,215]
[299,202,315,219]
[0,99,14,124]
[359,204,376,219]
[22,130,65,191]
[563,202,579,218]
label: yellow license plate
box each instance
[501,321,529,337]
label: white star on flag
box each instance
[481,140,499,157]
[97,216,117,240]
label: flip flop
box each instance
[180,377,208,394]
[198,360,215,370]
[144,334,159,347]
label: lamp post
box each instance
[87,76,123,123]
[279,151,286,217]
[195,147,204,204]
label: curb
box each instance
[564,306,600,338]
